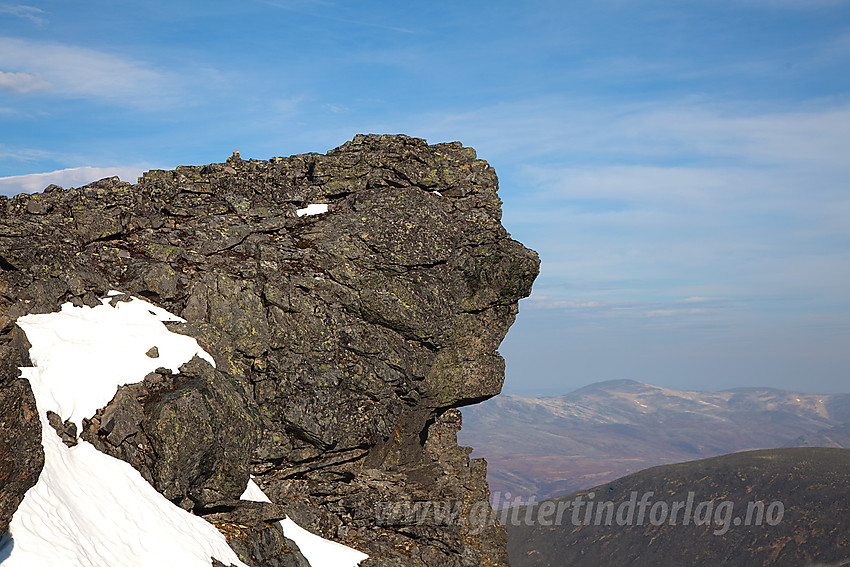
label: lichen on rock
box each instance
[0,134,539,566]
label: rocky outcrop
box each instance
[0,325,42,536]
[0,135,538,565]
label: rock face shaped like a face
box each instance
[0,134,539,566]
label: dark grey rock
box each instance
[46,411,78,447]
[0,134,539,565]
[0,325,43,536]
[81,358,262,512]
[206,502,310,567]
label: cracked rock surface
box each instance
[0,325,42,537]
[0,134,539,566]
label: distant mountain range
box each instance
[459,379,850,503]
[506,447,850,567]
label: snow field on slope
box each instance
[0,292,245,567]
[2,295,245,567]
[2,293,368,567]
[18,293,215,433]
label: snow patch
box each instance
[239,478,272,503]
[240,479,368,567]
[16,296,214,432]
[296,203,328,217]
[2,295,246,567]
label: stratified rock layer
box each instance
[0,135,539,566]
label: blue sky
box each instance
[2,1,849,395]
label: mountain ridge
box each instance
[506,447,850,567]
[460,380,850,502]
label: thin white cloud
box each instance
[413,97,849,336]
[415,96,850,172]
[525,294,734,325]
[0,166,148,196]
[0,37,180,108]
[646,308,712,317]
[415,97,850,234]
[0,144,52,163]
[0,4,46,26]
[0,70,51,93]
[652,104,850,169]
[524,297,603,310]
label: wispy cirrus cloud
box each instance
[0,37,183,108]
[0,143,52,164]
[408,95,850,349]
[0,70,50,93]
[0,4,46,26]
[524,294,738,322]
[415,96,850,170]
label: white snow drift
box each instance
[17,292,214,433]
[0,293,366,567]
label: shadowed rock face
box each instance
[0,326,42,537]
[0,134,539,566]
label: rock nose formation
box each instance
[0,134,539,566]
